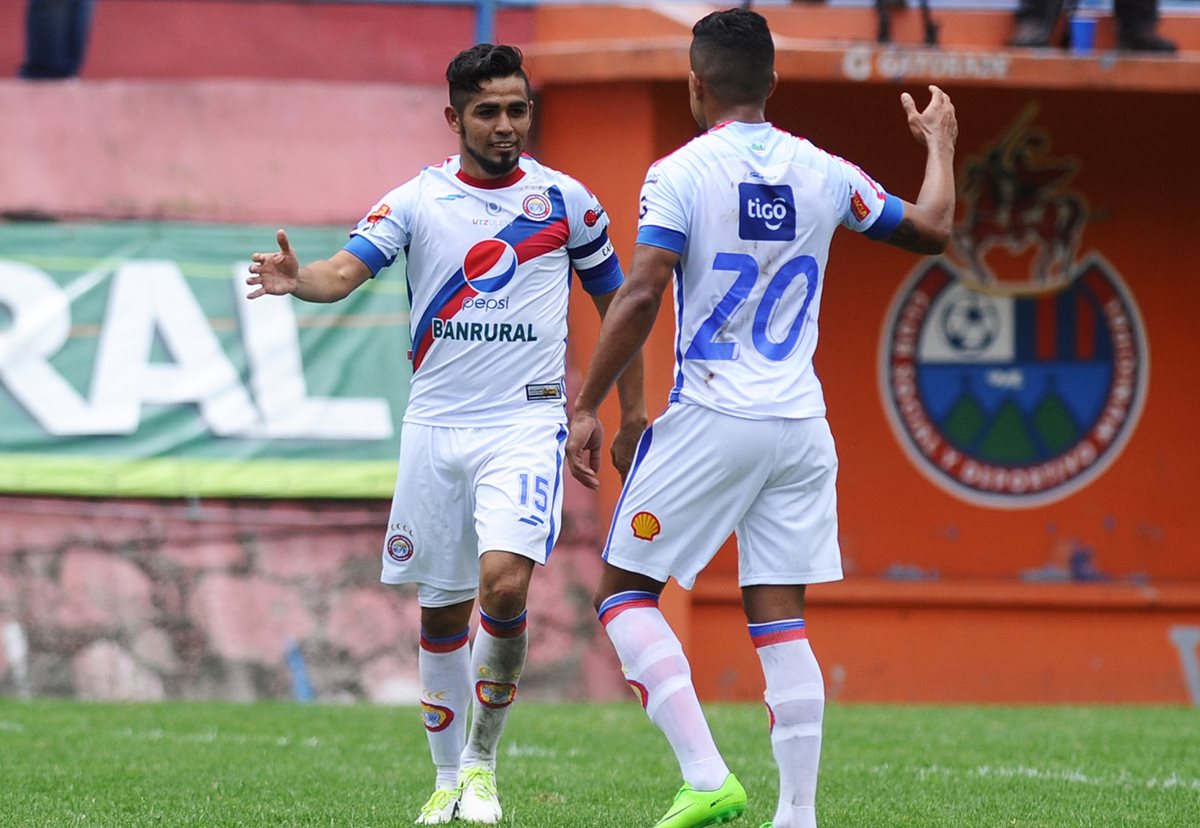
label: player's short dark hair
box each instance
[446,44,531,113]
[690,9,774,106]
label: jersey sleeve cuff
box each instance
[344,235,394,276]
[578,258,624,295]
[636,225,687,255]
[863,194,904,241]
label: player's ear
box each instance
[688,70,703,102]
[766,71,778,101]
[444,105,462,134]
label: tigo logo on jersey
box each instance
[739,183,795,241]
[463,239,517,293]
[522,193,552,221]
[386,534,414,563]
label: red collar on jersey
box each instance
[456,166,525,189]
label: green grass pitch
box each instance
[0,699,1196,826]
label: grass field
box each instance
[1,699,1196,827]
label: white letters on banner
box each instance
[0,260,392,440]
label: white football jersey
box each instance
[345,155,621,427]
[638,121,902,419]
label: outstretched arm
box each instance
[884,85,959,255]
[247,229,372,302]
[589,289,649,481]
[567,243,676,489]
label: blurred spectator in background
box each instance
[19,0,95,79]
[1008,0,1177,52]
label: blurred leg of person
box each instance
[1007,0,1064,48]
[1115,0,1177,52]
[20,0,95,80]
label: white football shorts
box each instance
[603,403,843,588]
[380,420,567,594]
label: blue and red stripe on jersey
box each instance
[480,608,527,639]
[408,186,571,371]
[420,627,469,653]
[748,619,808,648]
[597,590,660,626]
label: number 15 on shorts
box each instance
[518,473,550,514]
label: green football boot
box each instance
[651,773,747,828]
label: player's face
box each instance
[448,75,532,179]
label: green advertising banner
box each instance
[0,222,409,498]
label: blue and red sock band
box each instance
[420,627,469,653]
[479,608,528,638]
[597,590,660,626]
[748,618,808,648]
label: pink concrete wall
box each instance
[1,1,534,83]
[0,494,626,701]
[1,78,458,224]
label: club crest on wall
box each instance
[879,105,1149,508]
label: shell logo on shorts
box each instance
[879,107,1148,509]
[463,238,518,293]
[631,511,661,541]
[386,534,414,563]
[522,193,552,221]
[476,680,517,708]
[420,701,454,732]
[628,680,649,710]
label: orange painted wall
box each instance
[537,75,1200,703]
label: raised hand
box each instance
[901,85,958,152]
[246,229,300,299]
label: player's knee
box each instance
[478,577,529,620]
[420,603,473,638]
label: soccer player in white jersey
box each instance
[566,10,957,828]
[247,44,646,825]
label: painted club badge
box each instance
[879,106,1148,508]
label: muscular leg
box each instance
[743,584,824,828]
[594,563,733,792]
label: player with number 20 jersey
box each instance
[566,11,957,827]
[640,121,900,420]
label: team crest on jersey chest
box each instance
[879,105,1148,508]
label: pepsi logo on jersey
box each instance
[462,296,509,311]
[738,183,796,241]
[463,239,517,292]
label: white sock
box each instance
[600,591,730,791]
[751,619,824,828]
[418,627,471,790]
[460,609,528,770]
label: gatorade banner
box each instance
[0,222,409,498]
